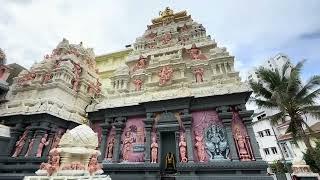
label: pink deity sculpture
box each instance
[88,153,102,175]
[187,43,207,60]
[234,127,251,161]
[51,130,63,150]
[133,55,147,71]
[193,68,204,83]
[133,79,143,91]
[25,138,35,157]
[150,136,158,163]
[36,134,50,157]
[18,72,36,86]
[12,130,28,157]
[39,148,60,176]
[158,66,173,85]
[179,134,188,163]
[194,131,205,162]
[87,82,96,96]
[42,72,52,84]
[106,136,115,160]
[62,161,85,170]
[162,32,172,44]
[122,131,133,161]
[71,63,81,92]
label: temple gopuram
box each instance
[0,7,271,180]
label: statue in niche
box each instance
[133,79,143,91]
[42,72,52,84]
[71,63,81,92]
[36,134,50,157]
[150,136,158,163]
[234,127,251,161]
[187,43,207,60]
[25,138,35,157]
[204,124,229,160]
[88,153,102,175]
[133,55,147,71]
[12,130,28,157]
[194,131,205,162]
[39,148,60,176]
[179,134,188,163]
[193,67,204,83]
[161,32,172,44]
[51,130,63,150]
[165,152,176,173]
[158,66,173,85]
[106,135,115,160]
[122,131,133,161]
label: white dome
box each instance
[59,124,98,148]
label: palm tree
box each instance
[249,60,320,169]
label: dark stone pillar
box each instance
[181,109,194,163]
[6,123,23,156]
[219,106,239,161]
[144,113,153,163]
[99,118,112,161]
[112,117,126,163]
[21,127,35,157]
[42,124,58,157]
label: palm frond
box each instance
[249,80,272,99]
[252,98,278,109]
[299,88,320,106]
[296,75,320,100]
[301,105,320,119]
[269,111,285,125]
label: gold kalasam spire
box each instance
[159,7,174,18]
[151,7,189,26]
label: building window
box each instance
[280,142,292,158]
[265,129,271,136]
[264,148,270,155]
[258,131,264,137]
[271,147,278,154]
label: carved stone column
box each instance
[218,106,239,161]
[7,123,23,156]
[244,119,262,160]
[99,118,112,161]
[42,124,57,157]
[180,109,194,163]
[144,113,153,163]
[21,127,35,157]
[112,117,126,163]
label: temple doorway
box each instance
[160,131,177,173]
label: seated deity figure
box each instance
[165,152,176,173]
[150,136,158,163]
[205,124,229,160]
[178,134,188,163]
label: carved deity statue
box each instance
[234,127,251,161]
[71,63,81,92]
[194,131,206,162]
[165,152,176,172]
[106,135,115,160]
[42,72,52,84]
[51,130,63,150]
[187,43,207,60]
[88,153,102,175]
[133,55,147,71]
[179,134,188,163]
[39,148,60,176]
[133,79,143,91]
[193,68,204,83]
[36,134,50,157]
[158,66,173,85]
[204,124,229,160]
[25,138,35,157]
[150,136,158,163]
[122,131,133,161]
[12,130,28,157]
[162,32,172,44]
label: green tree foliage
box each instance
[304,141,320,172]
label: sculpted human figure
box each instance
[51,130,63,150]
[71,63,81,91]
[162,32,172,44]
[194,131,205,162]
[234,127,250,160]
[36,134,50,157]
[165,152,176,171]
[179,134,188,163]
[12,130,28,157]
[158,66,173,85]
[134,55,147,71]
[25,138,35,157]
[150,136,158,163]
[133,79,143,91]
[88,153,102,175]
[193,68,204,83]
[122,131,133,161]
[106,136,115,160]
[187,43,207,60]
[42,72,52,84]
[39,148,60,175]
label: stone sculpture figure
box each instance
[12,130,28,157]
[71,63,81,92]
[25,138,35,157]
[39,148,60,176]
[187,43,207,60]
[234,127,251,161]
[179,134,188,162]
[194,131,205,162]
[204,124,229,160]
[133,79,143,91]
[122,131,133,161]
[133,55,147,71]
[158,66,173,85]
[36,134,50,157]
[106,136,115,160]
[42,72,52,84]
[162,32,172,44]
[150,136,158,163]
[165,152,176,173]
[51,130,63,150]
[193,68,204,83]
[88,153,103,175]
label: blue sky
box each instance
[0,0,319,81]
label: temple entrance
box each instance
[160,131,177,174]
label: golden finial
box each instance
[159,7,174,18]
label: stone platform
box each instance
[23,175,111,180]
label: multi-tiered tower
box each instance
[87,7,271,180]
